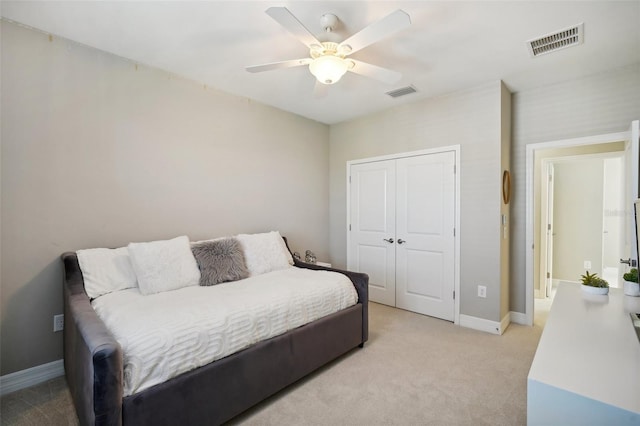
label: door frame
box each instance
[601,155,625,285]
[525,131,628,326]
[346,145,461,324]
[540,161,554,299]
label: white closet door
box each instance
[395,152,455,321]
[348,160,397,306]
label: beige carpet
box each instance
[1,302,542,426]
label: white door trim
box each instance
[540,161,553,298]
[346,145,461,324]
[525,131,628,326]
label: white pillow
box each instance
[236,231,294,276]
[76,247,138,299]
[128,236,201,295]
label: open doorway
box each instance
[525,121,639,327]
[535,146,625,327]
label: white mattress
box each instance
[91,266,358,396]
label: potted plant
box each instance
[580,271,609,295]
[623,268,640,297]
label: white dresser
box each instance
[528,282,640,425]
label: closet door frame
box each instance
[346,145,461,325]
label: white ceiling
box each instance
[2,1,639,124]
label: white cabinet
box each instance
[527,282,640,425]
[348,150,457,321]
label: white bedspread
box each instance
[91,267,358,396]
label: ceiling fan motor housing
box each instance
[310,42,341,58]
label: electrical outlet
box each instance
[477,285,487,298]
[584,260,592,270]
[53,314,64,332]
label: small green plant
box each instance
[623,268,639,283]
[580,271,609,288]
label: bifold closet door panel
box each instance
[395,152,455,321]
[348,160,397,307]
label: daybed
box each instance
[62,234,368,426]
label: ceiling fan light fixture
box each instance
[309,55,348,85]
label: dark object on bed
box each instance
[191,238,250,285]
[62,242,368,426]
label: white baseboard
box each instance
[510,311,528,325]
[459,314,504,335]
[0,359,64,396]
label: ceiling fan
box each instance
[246,7,411,91]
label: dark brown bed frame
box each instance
[62,250,368,426]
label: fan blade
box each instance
[339,10,411,55]
[246,58,311,73]
[313,80,329,98]
[348,59,402,84]
[266,7,322,49]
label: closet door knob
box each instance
[383,238,394,243]
[397,239,406,244]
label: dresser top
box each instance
[528,282,640,414]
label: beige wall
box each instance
[330,81,506,322]
[1,21,330,375]
[552,159,605,281]
[511,63,640,313]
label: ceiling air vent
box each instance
[527,23,584,57]
[386,85,417,98]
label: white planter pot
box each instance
[581,284,609,295]
[623,280,640,297]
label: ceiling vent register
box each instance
[386,85,417,98]
[527,23,584,57]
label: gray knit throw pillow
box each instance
[191,238,249,286]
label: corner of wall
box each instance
[500,81,512,320]
[459,314,505,335]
